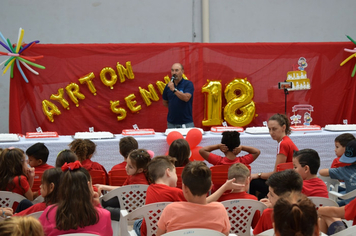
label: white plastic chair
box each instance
[120,202,172,236]
[27,210,44,219]
[0,191,26,209]
[58,234,100,236]
[221,199,267,236]
[32,195,44,204]
[162,228,226,236]
[308,197,339,209]
[319,176,340,192]
[330,225,356,236]
[254,228,274,236]
[329,188,356,202]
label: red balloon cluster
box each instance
[166,128,204,161]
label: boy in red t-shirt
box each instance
[111,136,138,171]
[293,149,328,198]
[26,143,54,172]
[330,133,355,168]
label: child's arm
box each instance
[236,145,260,160]
[95,184,120,192]
[319,168,330,177]
[199,144,227,161]
[206,178,245,203]
[318,206,345,219]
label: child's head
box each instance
[126,149,151,176]
[339,139,356,164]
[0,216,44,236]
[55,149,78,168]
[266,169,303,206]
[334,133,355,157]
[0,148,26,191]
[182,161,211,196]
[221,131,240,152]
[69,139,96,162]
[293,149,320,179]
[147,155,178,186]
[228,163,250,191]
[273,192,318,236]
[268,113,291,138]
[41,168,62,205]
[25,143,49,167]
[56,161,98,230]
[119,136,138,159]
[168,139,190,167]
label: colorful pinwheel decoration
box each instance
[0,28,45,83]
[340,35,356,77]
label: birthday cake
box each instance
[73,131,114,139]
[122,129,155,136]
[324,124,356,131]
[245,127,269,134]
[291,125,322,132]
[26,132,59,139]
[165,128,204,136]
[0,133,20,142]
[210,126,244,133]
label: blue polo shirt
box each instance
[162,79,194,124]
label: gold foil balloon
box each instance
[65,83,85,107]
[50,88,70,110]
[42,100,61,122]
[201,80,223,126]
[116,61,134,83]
[100,67,117,89]
[139,84,159,106]
[79,72,97,95]
[124,94,141,113]
[156,75,171,94]
[110,100,127,121]
[224,78,255,127]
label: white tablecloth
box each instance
[1,130,355,174]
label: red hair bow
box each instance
[61,160,82,171]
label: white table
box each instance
[1,130,355,173]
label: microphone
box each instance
[171,74,176,82]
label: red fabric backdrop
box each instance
[9,42,356,135]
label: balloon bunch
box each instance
[0,28,45,82]
[166,128,204,161]
[340,35,356,77]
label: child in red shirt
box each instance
[111,136,138,171]
[26,142,54,172]
[330,133,355,168]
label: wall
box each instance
[1,0,355,132]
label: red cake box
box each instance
[210,126,244,133]
[122,129,155,136]
[291,125,321,132]
[25,132,59,139]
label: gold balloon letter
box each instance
[139,84,159,106]
[224,78,255,127]
[42,100,61,122]
[156,75,171,94]
[110,100,127,121]
[116,61,134,83]
[201,80,223,126]
[79,72,97,95]
[100,67,117,89]
[65,83,85,107]
[124,94,141,113]
[50,88,70,110]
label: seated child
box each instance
[39,161,112,236]
[319,139,356,205]
[156,161,231,236]
[55,149,78,168]
[111,136,138,170]
[274,192,319,236]
[331,133,355,168]
[69,139,108,183]
[168,139,190,167]
[253,169,303,235]
[293,149,328,198]
[14,168,62,216]
[26,143,54,171]
[199,131,260,166]
[318,196,356,235]
[0,216,44,236]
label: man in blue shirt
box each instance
[162,63,194,128]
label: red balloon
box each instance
[166,131,184,145]
[185,128,202,149]
[190,146,204,161]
